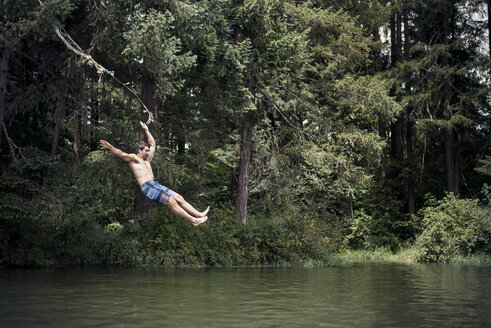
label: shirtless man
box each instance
[100,122,209,226]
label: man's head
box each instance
[137,141,150,159]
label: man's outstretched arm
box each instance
[140,121,156,161]
[100,140,135,162]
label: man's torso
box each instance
[129,156,154,186]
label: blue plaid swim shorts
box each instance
[140,180,176,205]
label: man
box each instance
[100,122,209,226]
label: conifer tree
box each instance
[285,2,401,221]
[201,0,311,224]
[90,0,198,215]
[393,0,490,198]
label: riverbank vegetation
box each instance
[1,0,490,268]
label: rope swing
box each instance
[37,0,154,125]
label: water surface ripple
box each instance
[1,263,489,327]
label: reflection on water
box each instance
[0,263,489,327]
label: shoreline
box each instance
[2,249,489,270]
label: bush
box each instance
[414,193,491,262]
[345,185,411,252]
[237,214,337,266]
[139,205,338,267]
[140,206,243,267]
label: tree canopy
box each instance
[1,0,489,267]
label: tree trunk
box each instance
[454,142,460,194]
[134,78,156,217]
[404,12,415,214]
[441,2,458,194]
[0,50,10,148]
[49,104,62,157]
[390,11,402,65]
[232,25,255,224]
[403,12,410,61]
[395,13,402,63]
[134,184,152,216]
[378,117,388,185]
[177,122,186,154]
[157,98,167,146]
[72,111,81,162]
[42,100,62,189]
[488,0,490,58]
[372,27,382,73]
[235,112,253,225]
[373,26,387,184]
[488,0,490,81]
[407,121,415,214]
[444,116,456,193]
[390,11,404,165]
[141,78,156,123]
[177,139,186,154]
[390,118,403,162]
[390,13,396,66]
[231,166,239,206]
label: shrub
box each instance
[345,209,403,252]
[345,185,411,252]
[415,193,491,262]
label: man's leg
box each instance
[166,197,208,226]
[173,193,210,218]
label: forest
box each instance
[1,0,490,267]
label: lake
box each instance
[0,263,489,327]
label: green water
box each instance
[1,263,489,327]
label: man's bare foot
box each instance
[200,206,210,217]
[192,216,208,226]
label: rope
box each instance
[38,0,154,125]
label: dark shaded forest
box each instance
[1,0,490,267]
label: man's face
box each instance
[138,146,150,160]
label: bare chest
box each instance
[130,159,151,171]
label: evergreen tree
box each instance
[90,0,198,215]
[392,0,490,199]
[203,0,311,224]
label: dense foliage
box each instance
[1,0,490,267]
